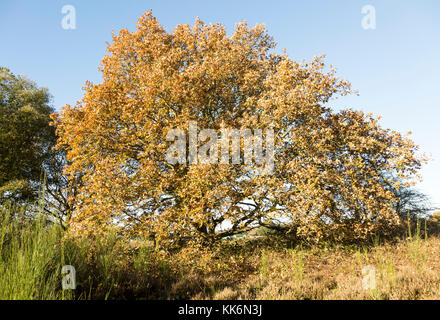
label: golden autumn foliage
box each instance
[52,11,424,246]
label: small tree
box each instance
[0,67,54,204]
[53,11,425,245]
[394,186,434,220]
[0,67,73,227]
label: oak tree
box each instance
[53,11,424,245]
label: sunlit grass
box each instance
[2,200,440,300]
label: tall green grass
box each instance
[0,201,181,300]
[0,202,130,300]
[0,204,67,299]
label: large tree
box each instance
[53,11,424,245]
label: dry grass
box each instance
[114,220,440,300]
[200,235,440,300]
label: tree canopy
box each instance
[0,67,55,203]
[53,11,425,246]
[0,67,73,228]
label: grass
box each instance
[0,204,65,299]
[212,221,440,300]
[2,201,440,300]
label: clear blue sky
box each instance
[1,0,439,208]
